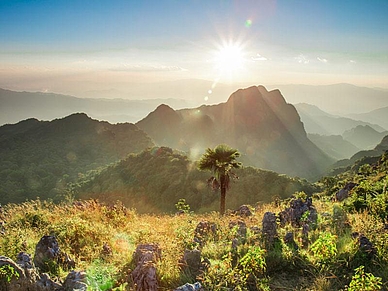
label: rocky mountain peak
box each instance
[137,85,332,179]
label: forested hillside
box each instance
[0,113,154,204]
[74,146,318,213]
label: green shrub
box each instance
[310,232,337,264]
[347,265,382,291]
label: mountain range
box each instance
[268,83,388,115]
[2,82,388,128]
[2,84,388,206]
[137,86,333,179]
[329,135,388,174]
[0,88,191,126]
[294,103,386,136]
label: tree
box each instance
[198,144,242,215]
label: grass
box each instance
[1,197,387,290]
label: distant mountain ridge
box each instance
[329,134,388,174]
[137,86,333,179]
[294,103,386,135]
[270,83,388,115]
[307,134,360,160]
[348,106,388,131]
[343,125,388,150]
[0,88,190,125]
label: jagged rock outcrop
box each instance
[0,235,86,291]
[137,86,333,179]
[233,205,252,217]
[0,253,61,291]
[352,232,377,259]
[193,221,217,247]
[262,212,278,248]
[33,236,74,272]
[278,197,317,228]
[335,182,358,201]
[174,282,203,291]
[130,244,161,291]
[62,271,88,291]
[179,249,209,280]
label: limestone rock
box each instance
[278,197,317,228]
[0,254,61,291]
[33,235,74,272]
[335,182,358,201]
[262,212,278,248]
[174,282,203,291]
[62,271,88,291]
[131,244,161,291]
[234,205,252,217]
[193,221,217,247]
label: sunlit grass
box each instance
[1,198,387,290]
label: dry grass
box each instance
[1,198,387,290]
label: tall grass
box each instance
[0,198,387,290]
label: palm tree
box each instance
[198,144,242,215]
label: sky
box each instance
[0,0,387,99]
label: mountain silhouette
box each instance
[137,86,333,179]
[343,125,388,150]
[330,134,388,174]
[294,103,385,136]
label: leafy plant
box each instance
[175,198,191,213]
[310,232,337,263]
[347,265,382,291]
[202,246,268,290]
[87,260,116,291]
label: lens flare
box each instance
[245,19,252,28]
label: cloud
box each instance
[349,60,356,63]
[295,54,309,64]
[251,53,267,61]
[317,57,328,63]
[110,64,187,72]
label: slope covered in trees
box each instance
[74,146,318,213]
[0,114,154,204]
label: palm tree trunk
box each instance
[220,187,226,215]
[220,175,226,215]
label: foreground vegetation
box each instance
[1,152,387,290]
[1,197,387,289]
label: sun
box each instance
[215,43,244,71]
[212,41,247,82]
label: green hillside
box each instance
[0,114,154,204]
[74,146,318,213]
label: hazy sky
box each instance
[1,0,387,98]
